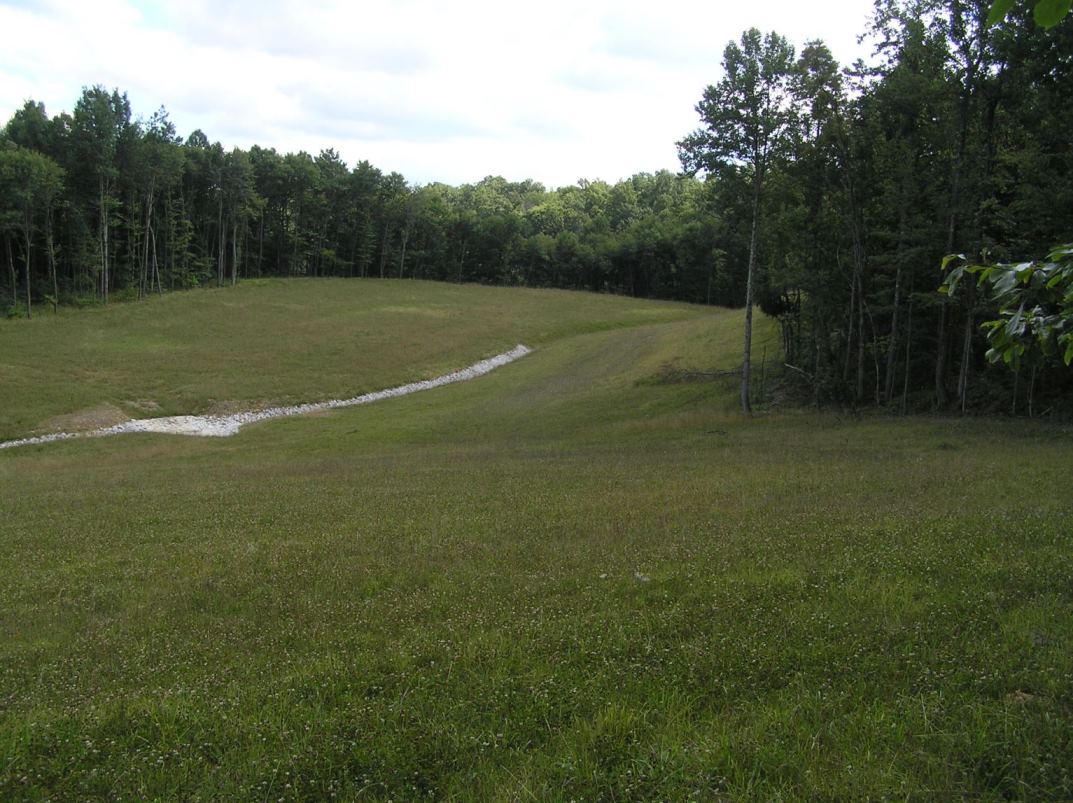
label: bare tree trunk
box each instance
[935,303,949,408]
[291,202,301,275]
[257,212,264,277]
[100,177,109,304]
[856,270,865,403]
[937,93,971,409]
[231,220,239,286]
[741,176,761,415]
[901,283,914,415]
[843,254,856,385]
[884,265,903,403]
[46,205,58,312]
[378,222,391,278]
[957,283,974,413]
[884,192,908,403]
[277,203,286,275]
[151,223,162,295]
[22,225,32,319]
[812,322,821,408]
[863,295,882,405]
[398,228,409,278]
[217,192,225,285]
[141,186,154,299]
[6,235,16,309]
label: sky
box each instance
[0,0,879,188]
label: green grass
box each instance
[1,280,1071,800]
[0,279,699,440]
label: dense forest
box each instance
[1,0,1070,414]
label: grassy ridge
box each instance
[1,282,1072,800]
[0,279,701,440]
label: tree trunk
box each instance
[741,174,762,415]
[100,176,109,304]
[935,303,949,408]
[856,270,865,403]
[902,283,914,415]
[22,224,32,319]
[46,204,58,312]
[232,219,239,286]
[398,228,409,278]
[291,202,301,274]
[6,235,16,309]
[456,238,467,284]
[883,261,903,404]
[843,254,856,385]
[151,223,163,295]
[378,222,392,278]
[277,203,286,275]
[937,89,972,408]
[141,185,154,299]
[957,283,974,413]
[217,192,225,285]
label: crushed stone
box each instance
[0,344,531,451]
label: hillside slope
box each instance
[1,282,1071,801]
[0,279,708,440]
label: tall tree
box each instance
[71,87,130,303]
[679,28,797,413]
[0,145,64,317]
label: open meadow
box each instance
[1,280,1071,800]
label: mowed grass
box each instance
[0,279,699,440]
[1,281,1072,801]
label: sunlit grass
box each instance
[1,280,1071,800]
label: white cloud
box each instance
[0,0,877,187]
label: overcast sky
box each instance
[0,0,879,188]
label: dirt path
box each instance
[0,345,531,451]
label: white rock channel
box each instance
[0,344,532,451]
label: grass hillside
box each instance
[1,281,1071,801]
[0,279,702,440]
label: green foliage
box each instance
[942,244,1073,368]
[677,28,797,180]
[989,0,1072,27]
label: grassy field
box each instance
[0,279,698,441]
[1,280,1071,800]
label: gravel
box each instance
[0,344,531,451]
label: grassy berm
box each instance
[1,279,1071,801]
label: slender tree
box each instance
[679,28,797,413]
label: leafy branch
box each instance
[941,244,1073,369]
[988,0,1072,28]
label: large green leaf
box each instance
[1034,0,1073,27]
[988,0,1017,25]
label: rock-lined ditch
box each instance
[0,345,531,451]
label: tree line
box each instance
[1,0,1070,414]
[0,92,716,312]
[680,0,1071,414]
